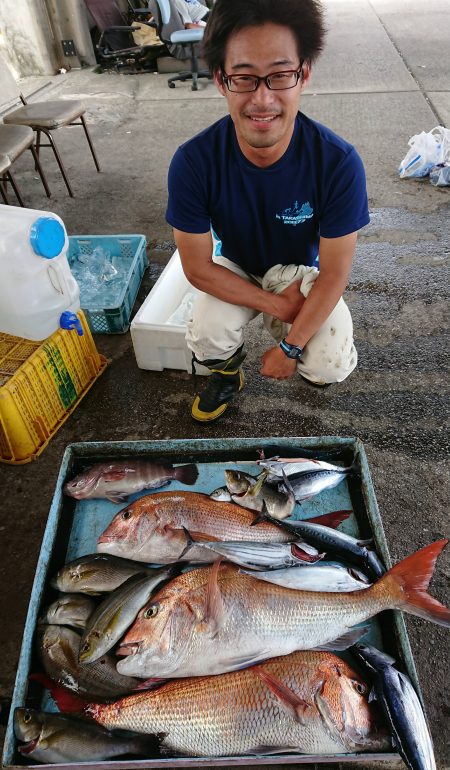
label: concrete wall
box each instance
[0,0,58,76]
[45,0,96,70]
[0,0,95,78]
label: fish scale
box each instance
[87,652,387,757]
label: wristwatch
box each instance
[279,338,304,360]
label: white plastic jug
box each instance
[0,204,80,340]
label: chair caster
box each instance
[168,82,176,88]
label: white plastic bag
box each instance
[429,163,450,187]
[399,126,450,178]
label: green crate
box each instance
[68,234,148,333]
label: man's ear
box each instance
[300,61,312,90]
[213,69,226,96]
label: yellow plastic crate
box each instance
[0,311,107,464]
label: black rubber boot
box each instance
[191,347,246,422]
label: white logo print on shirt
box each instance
[276,201,314,226]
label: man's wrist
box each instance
[279,338,304,359]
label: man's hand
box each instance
[274,281,305,323]
[261,346,297,379]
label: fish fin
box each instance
[164,525,219,544]
[316,625,370,652]
[247,470,268,498]
[29,673,87,713]
[106,494,129,503]
[253,665,312,725]
[379,539,450,627]
[291,543,323,563]
[179,526,195,559]
[306,510,351,528]
[202,559,225,637]
[186,530,221,543]
[368,686,377,703]
[174,463,199,486]
[250,511,267,527]
[225,651,273,671]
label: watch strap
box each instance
[279,338,304,359]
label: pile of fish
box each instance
[13,455,448,768]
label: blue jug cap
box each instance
[60,311,84,336]
[30,217,66,259]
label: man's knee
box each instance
[298,344,358,385]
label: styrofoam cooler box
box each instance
[131,250,210,375]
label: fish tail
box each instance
[380,539,450,627]
[174,463,199,485]
[307,510,351,528]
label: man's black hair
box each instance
[202,0,326,74]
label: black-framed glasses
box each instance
[221,65,304,93]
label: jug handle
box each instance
[49,258,81,296]
[48,262,79,301]
[48,263,66,295]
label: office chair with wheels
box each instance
[149,0,212,91]
[85,0,167,73]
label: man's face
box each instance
[215,23,310,166]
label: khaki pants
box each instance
[185,257,357,385]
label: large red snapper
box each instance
[97,491,300,563]
[86,651,389,757]
[115,540,450,679]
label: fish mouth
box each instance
[97,534,114,544]
[116,641,142,656]
[18,739,38,756]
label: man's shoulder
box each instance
[299,112,356,158]
[177,116,232,160]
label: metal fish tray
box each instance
[2,436,425,769]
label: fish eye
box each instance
[23,711,31,723]
[144,605,158,619]
[353,680,366,694]
[82,642,90,652]
[122,511,131,520]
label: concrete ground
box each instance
[1,0,449,766]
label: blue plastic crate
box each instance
[68,234,148,333]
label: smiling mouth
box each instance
[248,115,277,123]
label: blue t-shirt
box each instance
[166,112,369,275]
